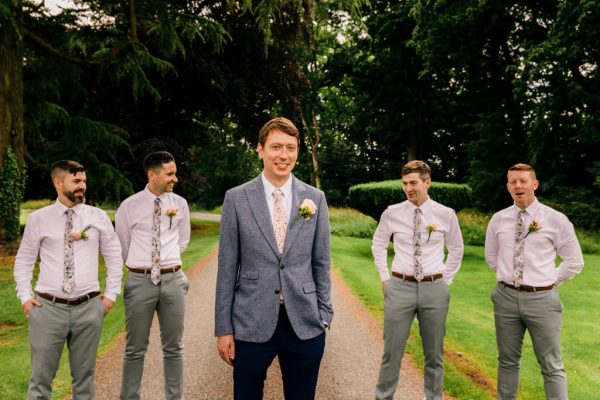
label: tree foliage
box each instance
[0,148,26,243]
[2,0,598,218]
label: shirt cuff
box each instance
[19,293,34,305]
[378,270,390,282]
[103,292,118,302]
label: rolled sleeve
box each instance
[14,215,40,305]
[99,212,123,301]
[372,209,392,282]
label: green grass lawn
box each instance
[0,218,219,400]
[331,235,600,399]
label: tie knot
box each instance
[154,198,161,205]
[65,208,74,217]
[273,189,284,201]
[415,208,422,215]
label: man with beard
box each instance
[116,151,191,400]
[14,160,123,399]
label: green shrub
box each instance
[540,198,600,231]
[539,186,600,231]
[329,207,377,238]
[348,180,472,220]
[457,209,491,246]
[21,199,53,209]
[0,148,27,242]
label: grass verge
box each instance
[331,235,600,399]
[0,218,219,400]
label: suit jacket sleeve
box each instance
[312,191,333,325]
[214,191,239,336]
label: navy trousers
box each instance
[233,308,326,400]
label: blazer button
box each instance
[280,264,285,269]
[275,290,281,294]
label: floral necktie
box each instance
[272,189,287,254]
[413,208,424,281]
[151,198,162,285]
[513,210,526,287]
[63,208,76,293]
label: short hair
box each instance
[508,163,537,180]
[143,151,175,174]
[51,160,85,181]
[401,160,431,181]
[258,117,300,147]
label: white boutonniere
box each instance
[299,199,317,220]
[70,225,92,241]
[166,208,178,229]
[425,223,437,243]
[524,220,541,238]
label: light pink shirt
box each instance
[372,198,464,284]
[485,199,584,286]
[115,186,190,268]
[14,200,123,304]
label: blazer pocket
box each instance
[241,271,259,284]
[303,281,316,294]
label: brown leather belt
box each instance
[127,265,181,274]
[392,272,443,282]
[499,281,555,292]
[37,291,101,305]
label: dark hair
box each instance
[258,117,300,147]
[401,160,431,180]
[143,151,175,173]
[51,160,85,180]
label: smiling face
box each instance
[257,129,298,187]
[148,161,178,196]
[507,170,538,209]
[402,172,431,207]
[55,171,87,208]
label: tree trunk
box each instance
[300,108,321,189]
[0,1,25,246]
[0,1,25,167]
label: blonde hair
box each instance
[508,163,537,180]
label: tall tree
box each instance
[1,0,310,245]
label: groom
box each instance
[215,117,333,400]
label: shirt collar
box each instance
[54,198,82,216]
[143,185,169,202]
[512,198,540,217]
[407,197,433,213]
[261,173,293,199]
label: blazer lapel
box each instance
[282,176,307,257]
[245,175,281,258]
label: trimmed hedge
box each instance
[348,180,472,220]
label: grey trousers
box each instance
[120,269,189,400]
[492,284,567,400]
[28,295,105,400]
[376,278,450,400]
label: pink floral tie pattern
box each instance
[272,189,287,254]
[151,198,162,285]
[413,208,424,281]
[63,208,76,293]
[513,210,526,287]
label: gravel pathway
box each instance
[93,249,428,399]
